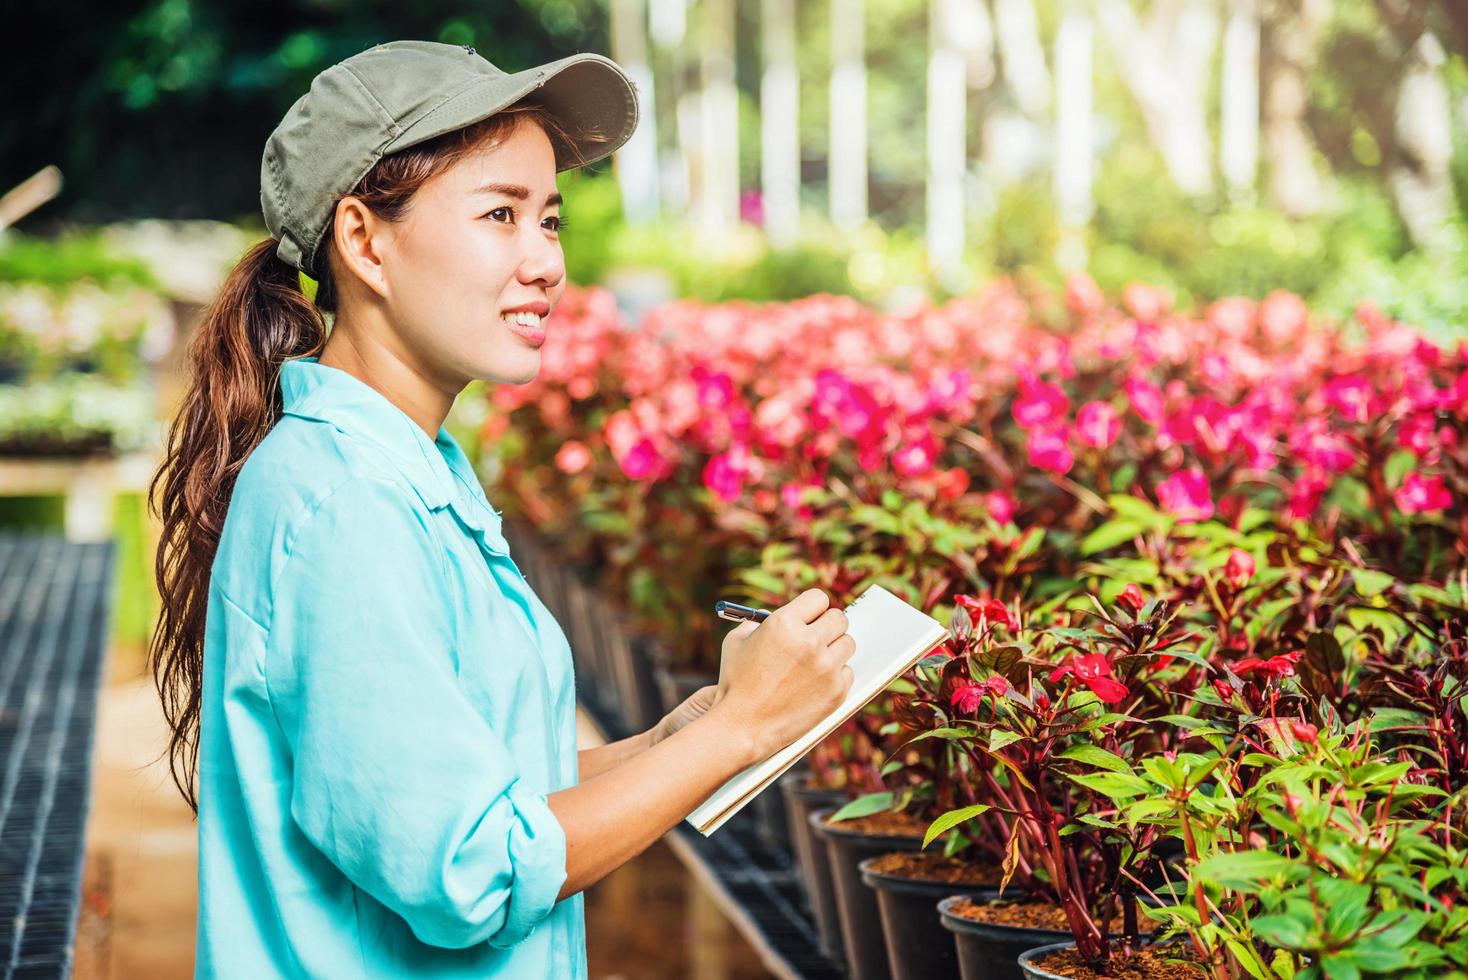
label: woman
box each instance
[149,40,856,979]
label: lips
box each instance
[502,314,546,348]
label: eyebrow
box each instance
[472,182,563,208]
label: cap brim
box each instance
[383,52,639,172]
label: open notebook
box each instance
[687,584,949,836]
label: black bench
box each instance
[0,533,114,979]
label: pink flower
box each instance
[1259,291,1308,344]
[985,491,1017,525]
[1027,426,1075,474]
[554,441,592,474]
[1224,548,1255,589]
[1075,401,1121,449]
[955,595,1018,632]
[1012,374,1071,430]
[1124,377,1165,425]
[1050,653,1129,704]
[1399,412,1439,459]
[702,453,746,502]
[1064,273,1105,317]
[1123,283,1172,322]
[1395,472,1453,514]
[1156,467,1214,523]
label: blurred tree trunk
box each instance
[1097,0,1218,196]
[698,0,739,238]
[1262,0,1329,218]
[1221,0,1261,197]
[650,0,691,216]
[993,0,1051,119]
[927,0,970,281]
[610,0,660,224]
[760,0,800,247]
[829,0,868,231]
[1053,0,1094,271]
[1391,32,1456,253]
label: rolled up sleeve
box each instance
[263,476,568,950]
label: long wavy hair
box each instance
[149,101,590,814]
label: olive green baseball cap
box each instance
[261,39,639,278]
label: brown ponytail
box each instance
[149,102,596,814]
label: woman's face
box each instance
[370,118,567,388]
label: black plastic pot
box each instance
[814,806,924,980]
[860,863,996,980]
[779,777,846,964]
[937,894,1070,980]
[1017,941,1077,980]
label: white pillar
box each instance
[698,0,740,237]
[761,0,800,245]
[1220,0,1260,196]
[927,0,967,280]
[610,0,660,223]
[1053,0,1093,271]
[649,0,689,215]
[829,0,867,231]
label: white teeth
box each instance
[502,311,542,328]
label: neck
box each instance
[317,322,456,439]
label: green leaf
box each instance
[1191,850,1299,889]
[1068,771,1152,800]
[1081,520,1145,556]
[1058,744,1133,774]
[923,803,992,848]
[990,729,1024,752]
[830,791,896,822]
[1251,913,1310,950]
[1352,568,1395,598]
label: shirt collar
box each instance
[279,356,502,528]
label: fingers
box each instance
[827,632,858,666]
[812,606,849,648]
[729,620,759,641]
[783,587,832,625]
[840,663,855,695]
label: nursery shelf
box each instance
[0,533,114,979]
[579,700,846,980]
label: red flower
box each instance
[1291,722,1318,744]
[1232,651,1302,679]
[1224,548,1255,589]
[1117,584,1146,615]
[1211,679,1236,704]
[951,677,1009,713]
[1049,653,1129,704]
[955,595,1018,632]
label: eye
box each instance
[485,206,514,223]
[544,215,567,232]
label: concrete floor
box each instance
[73,644,771,979]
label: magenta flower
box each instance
[1156,467,1214,523]
[702,453,746,502]
[617,437,667,481]
[892,434,940,477]
[954,594,1018,632]
[1286,472,1329,520]
[1124,376,1165,425]
[951,676,1009,713]
[1075,401,1120,449]
[1395,471,1453,514]
[1323,376,1374,424]
[985,491,1017,525]
[1012,374,1071,430]
[1026,426,1075,474]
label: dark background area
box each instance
[5,0,607,227]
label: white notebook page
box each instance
[687,584,949,835]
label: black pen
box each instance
[714,600,771,624]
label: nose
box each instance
[516,221,564,290]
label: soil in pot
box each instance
[860,852,999,980]
[816,807,927,980]
[780,778,847,965]
[941,895,1160,980]
[1019,941,1199,980]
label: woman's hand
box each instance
[710,588,856,764]
[649,684,721,747]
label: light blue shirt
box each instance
[195,355,583,978]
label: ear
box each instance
[330,195,391,301]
